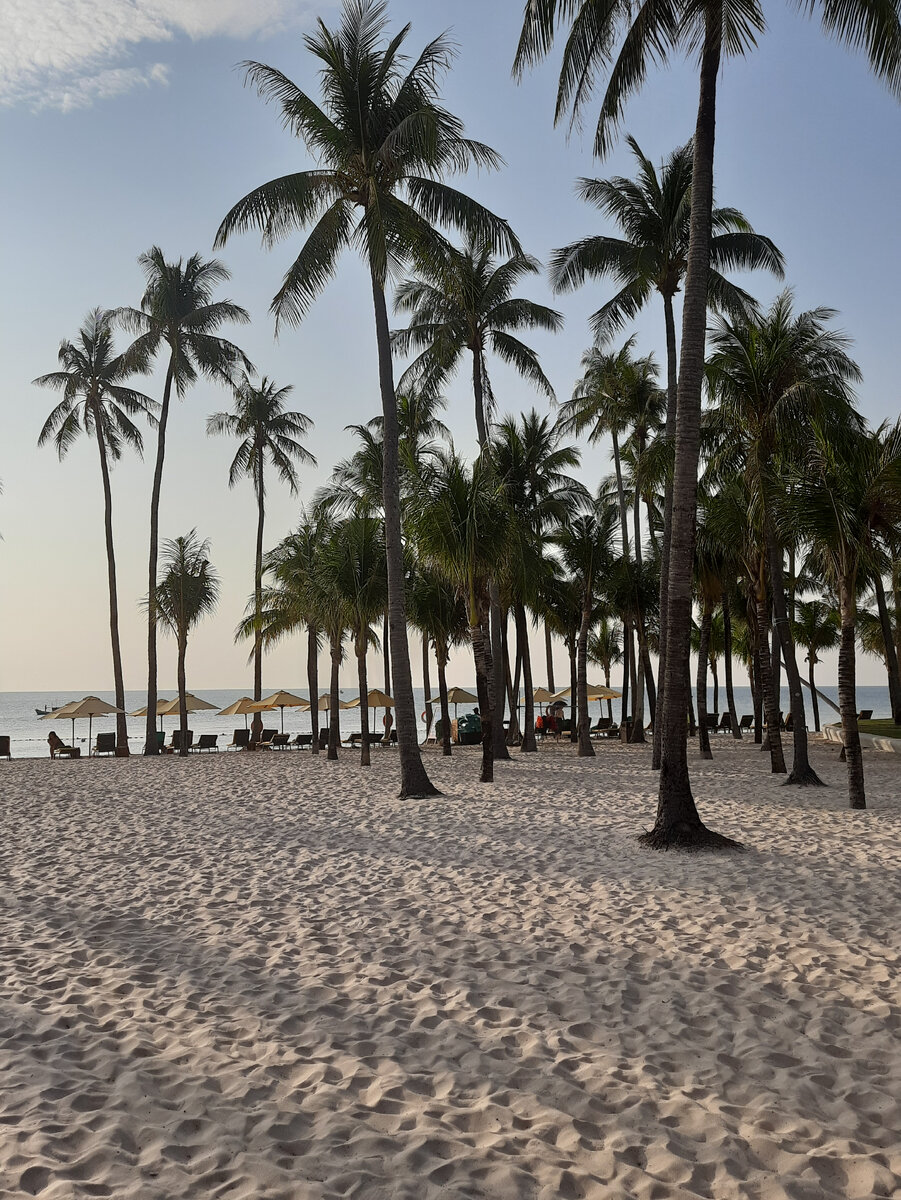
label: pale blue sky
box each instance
[1,0,897,692]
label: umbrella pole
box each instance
[280,706,285,734]
[88,715,93,755]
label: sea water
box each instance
[1,685,892,760]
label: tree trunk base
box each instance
[399,770,442,800]
[520,743,538,754]
[699,749,713,760]
[783,765,825,786]
[839,746,846,762]
[639,820,743,853]
[850,798,866,810]
[115,746,130,758]
[577,744,596,758]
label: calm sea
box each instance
[2,685,892,760]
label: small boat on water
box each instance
[35,704,55,717]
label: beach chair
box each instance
[604,722,621,738]
[738,714,753,732]
[156,730,166,751]
[293,733,313,749]
[318,727,330,750]
[705,713,719,733]
[171,729,194,752]
[0,735,10,760]
[784,712,794,733]
[190,733,219,753]
[94,732,117,756]
[257,729,278,750]
[717,712,732,734]
[590,717,612,739]
[269,733,291,749]
[857,709,873,721]
[227,728,250,751]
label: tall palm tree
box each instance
[707,292,863,785]
[116,248,251,756]
[216,0,516,799]
[792,599,840,733]
[788,422,901,807]
[35,309,157,756]
[393,236,563,762]
[208,374,314,730]
[153,531,219,756]
[317,516,388,765]
[517,0,901,851]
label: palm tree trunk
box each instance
[545,622,555,692]
[517,604,537,753]
[471,607,493,784]
[809,657,821,732]
[711,658,719,719]
[437,648,452,757]
[646,16,737,849]
[93,412,130,756]
[577,597,595,758]
[252,459,265,738]
[630,617,648,744]
[568,636,578,742]
[502,613,520,745]
[872,572,901,723]
[751,637,764,744]
[177,631,188,757]
[358,639,370,767]
[764,520,821,785]
[722,594,741,738]
[697,603,713,760]
[489,588,511,760]
[510,630,523,743]
[308,623,320,755]
[370,272,438,797]
[653,292,680,772]
[626,623,640,742]
[605,665,613,725]
[755,581,786,773]
[838,580,865,808]
[472,346,489,448]
[619,623,630,736]
[145,359,175,755]
[328,629,341,760]
[383,614,391,695]
[422,633,433,741]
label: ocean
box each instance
[2,685,892,760]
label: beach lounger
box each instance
[857,709,873,721]
[190,734,219,753]
[227,728,250,751]
[94,732,117,756]
[293,733,313,749]
[717,712,732,733]
[738,714,753,731]
[269,733,291,749]
[318,728,330,750]
[171,729,194,752]
[0,735,10,760]
[705,713,719,733]
[257,729,278,750]
[156,730,166,751]
[590,717,612,738]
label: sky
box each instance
[1,0,898,695]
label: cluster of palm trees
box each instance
[33,0,901,842]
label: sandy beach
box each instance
[1,737,899,1199]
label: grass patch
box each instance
[858,719,901,740]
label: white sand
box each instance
[1,737,899,1199]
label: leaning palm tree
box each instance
[116,248,251,755]
[516,0,901,851]
[216,0,517,800]
[317,516,388,766]
[792,599,840,733]
[35,309,157,756]
[153,531,219,757]
[208,374,314,731]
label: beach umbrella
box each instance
[248,690,310,732]
[131,698,173,732]
[314,694,359,711]
[364,689,394,708]
[529,686,556,714]
[218,696,258,729]
[48,696,124,753]
[425,686,478,720]
[40,700,82,747]
[160,693,218,715]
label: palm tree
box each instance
[707,292,863,785]
[553,499,618,756]
[116,248,251,756]
[153,532,219,755]
[588,616,623,724]
[35,309,157,756]
[407,564,469,756]
[208,374,314,730]
[792,599,840,732]
[517,0,901,851]
[409,451,509,782]
[393,236,563,762]
[491,411,587,752]
[216,0,517,800]
[317,516,388,765]
[788,422,901,807]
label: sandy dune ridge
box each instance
[1,738,899,1199]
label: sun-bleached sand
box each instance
[1,736,899,1200]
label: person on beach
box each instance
[381,709,394,744]
[47,731,68,758]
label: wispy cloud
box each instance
[0,0,319,111]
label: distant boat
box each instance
[34,704,55,717]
